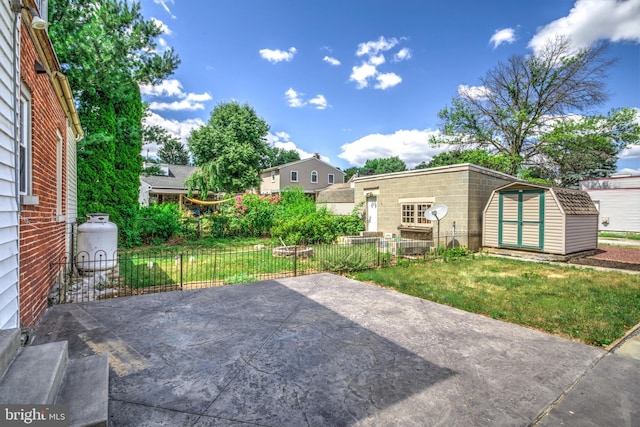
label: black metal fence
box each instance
[51,234,471,304]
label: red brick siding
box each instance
[19,23,68,328]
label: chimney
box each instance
[312,153,320,159]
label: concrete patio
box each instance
[33,273,639,426]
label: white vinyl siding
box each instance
[0,0,20,329]
[66,121,77,257]
[542,195,564,255]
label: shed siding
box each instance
[565,216,598,253]
[0,1,19,330]
[482,192,499,247]
[543,193,564,254]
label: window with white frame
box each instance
[311,170,318,183]
[271,170,275,182]
[399,198,434,226]
[19,86,32,196]
[328,173,334,184]
[290,170,298,182]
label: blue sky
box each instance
[139,0,640,175]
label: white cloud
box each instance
[152,0,176,19]
[259,47,297,63]
[458,84,491,100]
[309,95,328,110]
[148,99,208,111]
[285,88,329,110]
[350,36,409,90]
[323,56,341,66]
[356,36,399,56]
[140,79,185,97]
[394,48,412,62]
[151,17,172,35]
[614,167,640,176]
[339,129,446,168]
[266,131,331,163]
[375,73,402,90]
[285,88,306,108]
[489,28,516,48]
[141,112,204,158]
[620,144,640,159]
[529,0,640,53]
[350,63,378,88]
[140,79,212,112]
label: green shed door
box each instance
[498,190,544,250]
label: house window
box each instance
[311,170,318,183]
[328,173,334,184]
[399,199,433,226]
[19,86,32,196]
[291,170,298,182]
[271,171,275,182]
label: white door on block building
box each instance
[367,196,378,232]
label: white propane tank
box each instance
[76,213,118,271]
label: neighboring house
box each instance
[579,175,640,233]
[2,0,83,329]
[352,164,519,250]
[260,155,345,197]
[316,182,356,215]
[139,164,198,206]
[483,182,598,256]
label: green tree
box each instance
[432,36,615,175]
[425,148,513,174]
[264,147,300,168]
[343,166,360,181]
[188,102,270,196]
[49,0,179,236]
[359,156,407,176]
[158,139,190,165]
[538,108,639,186]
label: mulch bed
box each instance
[569,245,640,272]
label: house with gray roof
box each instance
[139,164,198,206]
[260,155,344,197]
[316,182,356,215]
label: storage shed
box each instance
[483,182,599,255]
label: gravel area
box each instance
[570,245,640,271]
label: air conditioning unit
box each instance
[384,233,396,239]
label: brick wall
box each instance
[19,23,68,328]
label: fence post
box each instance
[377,240,380,267]
[293,246,298,277]
[179,254,184,289]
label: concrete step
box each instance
[0,328,21,377]
[0,340,68,404]
[55,354,109,427]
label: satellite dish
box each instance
[424,204,448,221]
[424,204,448,249]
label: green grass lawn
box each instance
[599,232,640,241]
[353,256,640,347]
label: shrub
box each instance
[320,250,371,273]
[226,193,279,237]
[136,203,181,245]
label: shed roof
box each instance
[316,183,354,203]
[493,182,598,215]
[551,187,599,215]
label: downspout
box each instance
[11,4,21,328]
